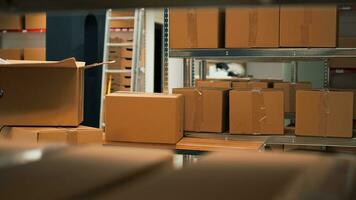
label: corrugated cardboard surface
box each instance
[95,151,347,200]
[0,126,103,144]
[105,93,184,144]
[25,13,46,29]
[0,49,22,60]
[226,7,280,48]
[24,48,46,61]
[274,82,312,113]
[0,145,172,199]
[230,89,284,135]
[169,8,223,48]
[296,90,353,137]
[280,5,337,47]
[195,79,232,89]
[232,81,269,89]
[0,14,22,30]
[0,58,84,126]
[173,88,229,133]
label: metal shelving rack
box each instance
[166,9,356,149]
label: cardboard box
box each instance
[111,73,131,86]
[225,7,280,48]
[195,79,232,89]
[274,82,312,113]
[232,81,270,90]
[0,145,172,199]
[330,38,356,68]
[0,58,85,126]
[296,90,353,137]
[105,92,184,144]
[120,48,133,58]
[0,14,22,30]
[230,89,284,135]
[0,49,22,60]
[280,5,337,47]
[25,13,46,29]
[119,85,131,91]
[169,8,223,48]
[24,48,46,61]
[173,88,229,133]
[0,126,103,144]
[110,10,135,28]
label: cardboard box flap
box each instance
[2,58,85,68]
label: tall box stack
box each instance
[274,82,312,113]
[24,48,46,61]
[169,8,224,48]
[0,14,22,30]
[25,13,46,29]
[225,7,280,48]
[296,90,354,138]
[0,58,84,126]
[230,89,284,135]
[173,88,229,133]
[105,92,184,144]
[280,5,337,47]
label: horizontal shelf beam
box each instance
[169,48,356,60]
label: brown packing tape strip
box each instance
[248,10,258,47]
[301,8,312,46]
[319,90,330,137]
[187,9,198,48]
[252,90,266,134]
[193,89,203,132]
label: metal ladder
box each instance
[100,8,144,129]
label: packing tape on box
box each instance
[248,10,258,47]
[187,9,198,48]
[252,89,267,134]
[301,9,312,46]
[193,89,203,132]
[319,89,330,137]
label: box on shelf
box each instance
[105,92,184,144]
[0,49,22,60]
[110,10,135,28]
[274,82,312,113]
[120,48,133,58]
[330,37,356,68]
[280,5,337,47]
[111,73,131,86]
[230,89,284,135]
[24,48,46,61]
[173,88,229,133]
[0,58,85,126]
[232,81,270,90]
[225,7,280,48]
[0,126,103,144]
[0,14,22,30]
[195,79,232,89]
[296,90,353,138]
[25,13,46,29]
[169,8,223,48]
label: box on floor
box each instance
[280,5,337,47]
[173,88,229,133]
[296,90,354,138]
[0,126,103,144]
[169,8,224,48]
[105,92,184,144]
[230,89,284,135]
[0,49,22,60]
[225,7,280,48]
[274,82,312,113]
[0,58,85,126]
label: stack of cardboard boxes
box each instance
[0,58,103,144]
[0,13,46,61]
[170,6,337,48]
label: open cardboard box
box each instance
[0,58,103,126]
